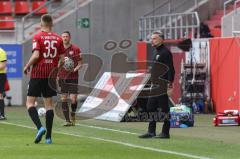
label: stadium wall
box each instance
[20,0,223,105]
[22,40,31,105]
[21,0,178,105]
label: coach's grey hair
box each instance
[152,31,164,40]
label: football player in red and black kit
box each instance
[58,31,82,126]
[23,14,64,144]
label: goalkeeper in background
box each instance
[58,31,82,126]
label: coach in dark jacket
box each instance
[139,31,175,139]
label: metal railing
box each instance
[22,0,53,40]
[234,0,240,13]
[139,12,200,41]
[22,0,79,40]
[232,0,240,35]
[224,0,236,15]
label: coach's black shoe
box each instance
[138,132,156,139]
[155,133,170,139]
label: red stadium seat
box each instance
[32,1,48,15]
[15,1,30,15]
[0,1,12,15]
[0,16,15,30]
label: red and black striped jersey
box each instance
[58,44,81,80]
[31,31,64,78]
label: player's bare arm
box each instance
[23,50,40,74]
[58,54,65,68]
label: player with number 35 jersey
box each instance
[31,31,64,78]
[23,14,64,145]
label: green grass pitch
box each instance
[1,106,240,159]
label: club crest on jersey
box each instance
[69,51,74,55]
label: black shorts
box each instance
[0,73,6,94]
[27,78,57,97]
[58,79,78,94]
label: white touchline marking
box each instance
[0,121,211,159]
[76,123,139,135]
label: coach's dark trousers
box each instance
[147,94,170,135]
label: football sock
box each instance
[62,101,70,122]
[71,103,77,113]
[28,107,42,130]
[0,99,5,116]
[45,109,54,139]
